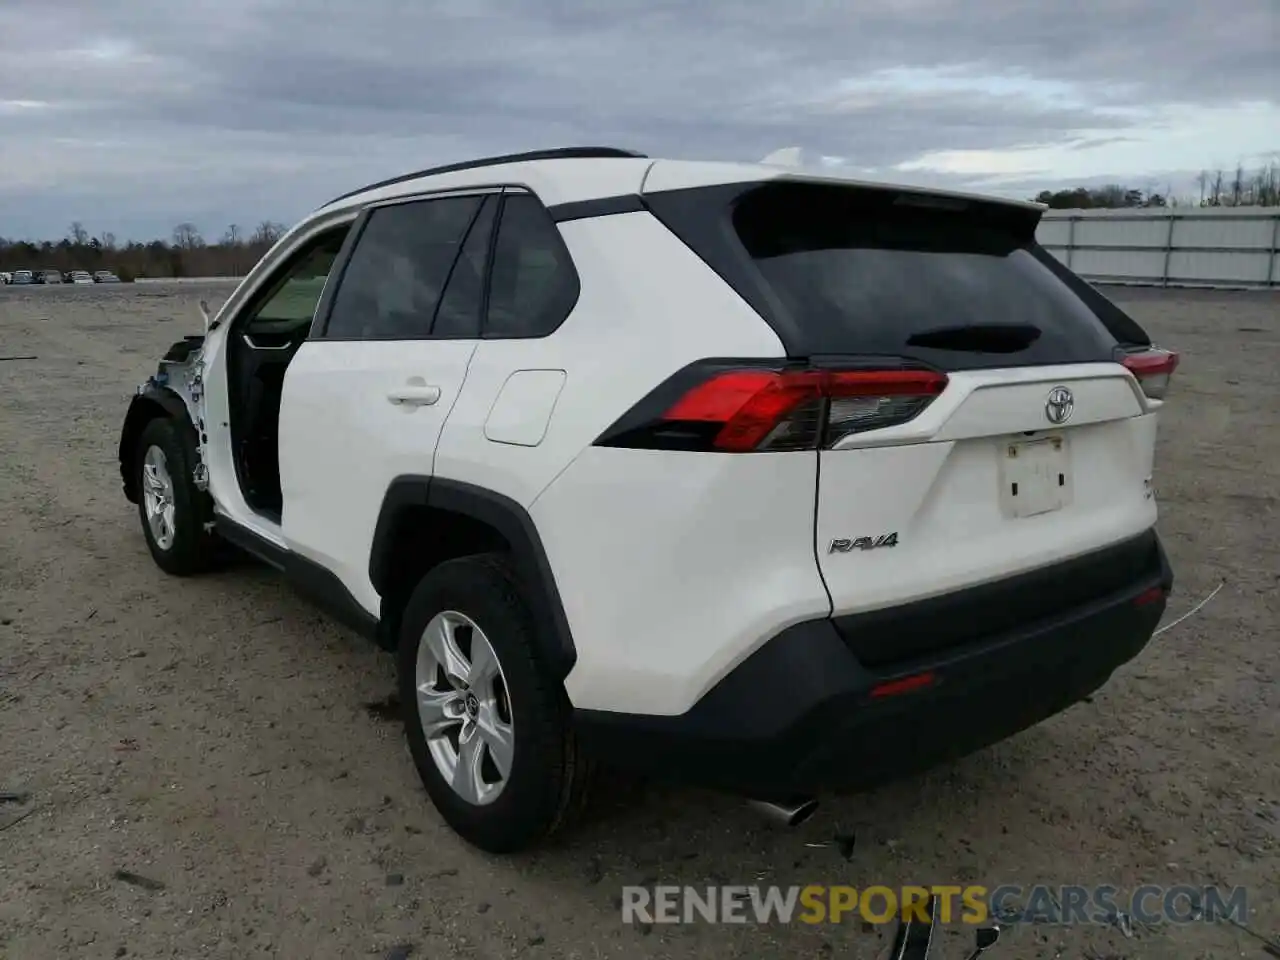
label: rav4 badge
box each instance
[829,533,899,553]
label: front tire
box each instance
[398,553,591,853]
[134,417,217,576]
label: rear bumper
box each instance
[574,531,1173,798]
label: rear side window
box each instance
[647,181,1148,369]
[324,195,482,340]
[484,193,579,339]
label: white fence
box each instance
[1036,206,1279,289]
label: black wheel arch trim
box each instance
[369,476,577,679]
[118,383,193,503]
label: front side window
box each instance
[244,230,348,336]
[324,195,483,340]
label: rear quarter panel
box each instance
[433,210,787,506]
[434,210,836,715]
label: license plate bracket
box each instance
[999,434,1072,518]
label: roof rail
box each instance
[323,146,648,206]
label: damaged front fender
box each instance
[118,335,209,503]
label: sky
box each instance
[1,0,1277,242]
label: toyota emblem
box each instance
[1045,386,1074,425]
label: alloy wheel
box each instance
[415,611,515,806]
[141,444,177,551]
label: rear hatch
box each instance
[643,175,1177,666]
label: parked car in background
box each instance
[39,269,63,284]
[10,269,35,285]
[69,270,95,284]
[0,271,11,284]
[93,270,122,283]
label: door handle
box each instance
[387,384,441,407]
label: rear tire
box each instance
[135,417,218,576]
[398,553,592,853]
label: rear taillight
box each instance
[1122,347,1179,400]
[595,362,948,452]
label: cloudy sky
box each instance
[1,0,1276,242]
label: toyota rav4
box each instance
[118,146,1177,853]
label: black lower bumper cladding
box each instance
[575,530,1173,799]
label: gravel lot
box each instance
[1,282,1276,960]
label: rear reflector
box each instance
[1133,586,1165,607]
[1122,348,1179,400]
[870,671,938,699]
[657,367,947,452]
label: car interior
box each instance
[225,197,530,522]
[227,226,350,520]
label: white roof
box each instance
[321,153,1040,216]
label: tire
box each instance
[134,416,218,576]
[397,553,591,853]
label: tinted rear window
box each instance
[646,181,1149,368]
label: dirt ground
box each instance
[1,282,1276,960]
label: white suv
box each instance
[118,146,1177,853]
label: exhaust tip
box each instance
[748,797,819,827]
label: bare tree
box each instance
[1231,163,1245,206]
[101,231,117,250]
[251,220,285,246]
[69,221,89,245]
[172,222,203,250]
[1246,162,1278,207]
[1209,169,1225,206]
[221,225,244,275]
[1096,184,1127,208]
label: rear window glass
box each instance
[730,183,1122,367]
[646,181,1148,368]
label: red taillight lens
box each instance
[661,367,947,452]
[1122,348,1179,400]
[664,370,824,451]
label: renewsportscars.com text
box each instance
[620,884,1248,927]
